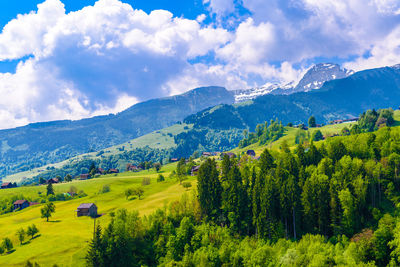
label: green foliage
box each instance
[26,224,39,239]
[133,187,144,200]
[312,129,324,141]
[40,202,55,222]
[182,182,192,190]
[99,184,110,194]
[16,228,26,245]
[153,162,162,172]
[354,108,395,133]
[308,116,316,128]
[197,158,222,221]
[239,119,285,148]
[141,177,151,186]
[157,174,165,182]
[2,237,13,252]
[46,183,54,196]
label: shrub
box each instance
[157,174,165,182]
[99,184,111,194]
[182,182,192,190]
[142,177,151,186]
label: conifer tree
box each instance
[86,225,104,267]
[46,183,54,196]
[197,159,222,221]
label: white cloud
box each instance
[203,0,236,17]
[0,0,230,129]
[344,26,400,71]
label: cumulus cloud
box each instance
[208,0,400,67]
[0,0,230,129]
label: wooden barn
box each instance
[76,203,98,217]
[14,200,29,210]
[1,182,16,189]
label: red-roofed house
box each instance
[1,182,16,189]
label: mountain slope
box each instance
[233,63,353,101]
[0,86,234,177]
[185,66,400,130]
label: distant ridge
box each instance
[0,86,234,178]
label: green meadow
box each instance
[0,163,197,266]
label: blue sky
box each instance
[0,0,399,129]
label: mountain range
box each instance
[2,63,400,181]
[232,63,353,102]
[0,86,234,177]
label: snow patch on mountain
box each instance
[233,63,354,103]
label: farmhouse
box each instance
[109,169,119,174]
[76,203,98,217]
[97,168,105,175]
[80,173,90,180]
[1,182,16,189]
[13,200,29,210]
[191,166,200,176]
[170,158,179,162]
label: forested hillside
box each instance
[85,123,400,266]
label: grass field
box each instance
[0,163,197,266]
[230,121,357,157]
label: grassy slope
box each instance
[4,124,192,183]
[0,163,197,266]
[230,110,400,156]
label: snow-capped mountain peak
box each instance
[293,63,353,93]
[233,63,354,103]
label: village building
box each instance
[109,169,119,174]
[1,182,16,189]
[76,203,98,217]
[97,168,105,175]
[246,150,256,157]
[202,152,212,157]
[126,164,140,172]
[80,173,90,180]
[191,166,200,176]
[170,158,179,162]
[13,200,29,210]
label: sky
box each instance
[0,0,400,129]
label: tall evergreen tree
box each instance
[197,159,222,221]
[86,225,104,267]
[46,183,54,196]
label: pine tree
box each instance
[197,159,222,222]
[86,225,104,267]
[46,183,54,196]
[221,154,231,181]
[223,165,248,234]
[259,148,275,174]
